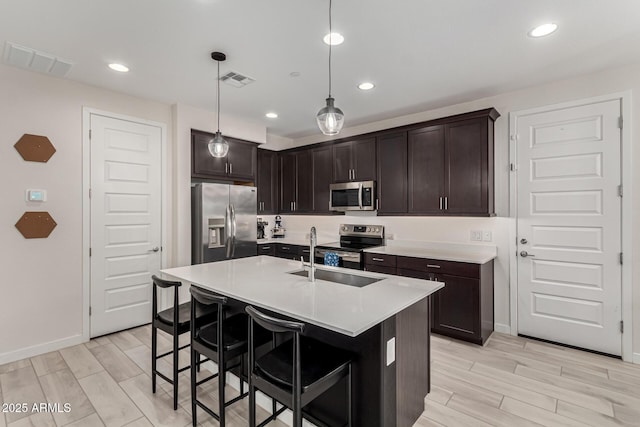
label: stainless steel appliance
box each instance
[314,224,384,270]
[192,183,257,264]
[329,181,376,211]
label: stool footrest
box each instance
[256,405,287,427]
[195,373,218,386]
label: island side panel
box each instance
[382,316,397,427]
[480,260,495,344]
[396,296,431,427]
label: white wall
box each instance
[0,64,173,363]
[287,62,640,358]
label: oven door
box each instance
[314,248,362,270]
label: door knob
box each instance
[520,251,535,257]
[520,238,528,244]
[149,247,160,252]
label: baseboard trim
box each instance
[494,323,511,334]
[0,334,85,365]
[633,352,640,365]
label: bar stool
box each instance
[189,286,272,426]
[245,306,353,427]
[151,275,216,409]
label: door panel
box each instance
[90,114,162,337]
[408,126,445,213]
[377,132,407,214]
[352,138,377,181]
[312,146,333,213]
[333,142,352,182]
[295,150,313,212]
[516,99,622,355]
[229,185,257,259]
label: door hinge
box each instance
[510,163,517,172]
[618,185,623,197]
[619,252,623,265]
[89,306,92,316]
[89,129,92,140]
[89,247,92,257]
[618,117,623,129]
[89,188,92,199]
[620,320,624,333]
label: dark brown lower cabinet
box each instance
[257,243,276,256]
[366,254,494,345]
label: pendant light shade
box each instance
[209,51,229,158]
[316,97,344,135]
[317,0,344,135]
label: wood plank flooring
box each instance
[1,326,639,426]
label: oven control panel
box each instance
[339,224,384,238]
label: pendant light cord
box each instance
[328,0,332,98]
[217,60,221,132]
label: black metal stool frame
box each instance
[246,306,352,427]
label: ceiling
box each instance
[2,0,640,139]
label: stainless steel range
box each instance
[314,224,384,270]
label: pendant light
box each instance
[208,51,229,158]
[316,0,344,135]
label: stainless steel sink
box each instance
[289,269,382,288]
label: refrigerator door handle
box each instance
[230,204,237,257]
[225,205,232,258]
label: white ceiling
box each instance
[2,0,640,139]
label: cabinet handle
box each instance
[229,163,233,174]
[302,249,310,253]
[376,199,379,210]
[444,197,448,210]
[439,196,443,210]
[427,264,441,269]
[353,168,356,180]
[290,201,293,211]
[372,257,385,262]
[282,246,290,250]
[262,246,270,250]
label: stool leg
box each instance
[173,330,179,410]
[218,350,225,427]
[347,364,352,427]
[151,324,157,394]
[248,382,256,427]
[191,347,198,426]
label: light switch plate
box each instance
[483,230,492,242]
[26,189,46,202]
[386,337,396,366]
[470,230,482,241]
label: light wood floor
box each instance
[1,326,639,427]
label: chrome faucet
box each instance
[309,226,317,282]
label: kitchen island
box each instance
[161,256,443,427]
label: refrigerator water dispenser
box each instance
[208,218,225,248]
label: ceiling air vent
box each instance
[220,71,255,88]
[3,42,73,77]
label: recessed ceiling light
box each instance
[358,82,375,91]
[108,63,129,72]
[265,112,278,119]
[323,32,344,45]
[528,23,558,38]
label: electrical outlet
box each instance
[386,233,395,240]
[482,230,492,242]
[470,230,482,241]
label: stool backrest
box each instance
[245,306,305,334]
[189,286,225,347]
[151,275,181,326]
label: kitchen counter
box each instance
[364,240,497,264]
[161,255,442,337]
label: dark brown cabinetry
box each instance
[312,146,334,213]
[257,243,276,256]
[273,243,310,261]
[257,149,278,214]
[279,151,313,214]
[279,152,297,213]
[191,129,257,181]
[376,133,408,214]
[333,137,376,182]
[407,109,498,216]
[365,254,494,345]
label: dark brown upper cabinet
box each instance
[407,109,498,216]
[279,152,297,214]
[257,149,278,214]
[376,132,408,214]
[191,129,257,181]
[279,150,313,214]
[333,137,376,182]
[312,146,334,213]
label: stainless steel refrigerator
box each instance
[192,183,257,264]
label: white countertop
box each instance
[364,241,497,264]
[160,256,443,337]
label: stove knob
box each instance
[374,227,379,233]
[366,227,371,232]
[342,226,348,231]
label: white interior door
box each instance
[90,114,162,337]
[515,99,622,356]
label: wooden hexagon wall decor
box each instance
[14,134,56,162]
[15,211,57,239]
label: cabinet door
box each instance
[257,243,276,256]
[276,244,301,260]
[333,142,352,182]
[376,132,407,214]
[227,138,257,180]
[279,153,296,213]
[191,131,228,177]
[445,118,489,214]
[295,150,314,213]
[312,146,333,213]
[257,149,278,214]
[432,274,480,342]
[408,126,445,214]
[352,137,377,181]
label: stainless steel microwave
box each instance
[329,181,376,211]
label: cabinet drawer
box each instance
[397,256,479,278]
[364,253,397,268]
[365,264,397,275]
[258,244,276,256]
[276,244,302,259]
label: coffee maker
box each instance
[257,218,268,239]
[272,215,285,238]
